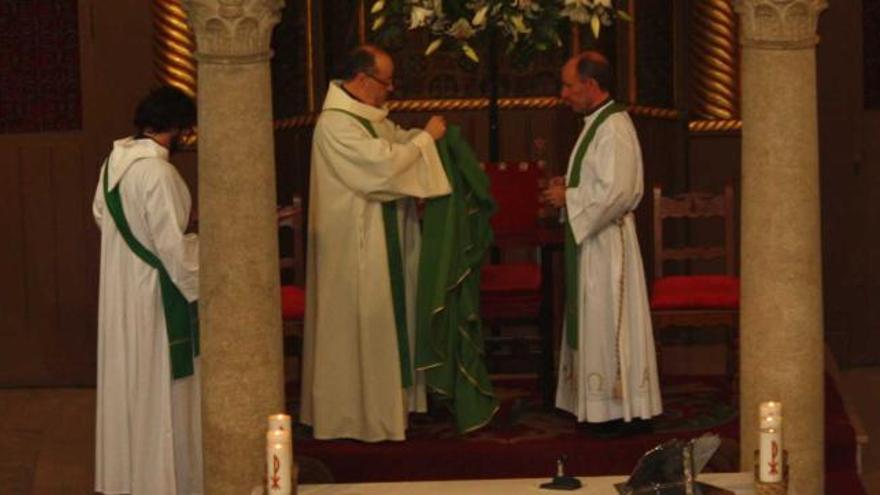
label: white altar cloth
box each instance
[300,472,754,495]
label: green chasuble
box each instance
[416,125,499,433]
[103,162,199,379]
[564,102,627,349]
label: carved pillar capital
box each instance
[181,0,283,64]
[734,0,827,49]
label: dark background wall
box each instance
[0,1,874,387]
[1,0,157,386]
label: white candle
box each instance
[266,430,292,495]
[760,401,782,418]
[268,414,292,432]
[758,405,783,483]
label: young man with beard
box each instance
[93,86,202,494]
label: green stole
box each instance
[324,108,413,388]
[564,102,627,349]
[102,161,199,379]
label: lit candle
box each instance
[266,429,292,495]
[758,402,783,483]
[268,414,292,432]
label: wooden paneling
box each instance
[0,143,31,383]
[817,0,876,367]
[0,140,97,386]
[20,145,58,384]
[52,143,96,382]
[0,0,154,386]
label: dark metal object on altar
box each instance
[539,455,583,491]
[614,434,735,495]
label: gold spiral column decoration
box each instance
[691,0,739,123]
[152,0,197,98]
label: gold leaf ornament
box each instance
[370,0,385,14]
[372,15,385,31]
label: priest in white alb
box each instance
[300,45,451,442]
[92,87,202,494]
[543,52,662,433]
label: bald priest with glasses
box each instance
[300,45,452,442]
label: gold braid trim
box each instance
[456,359,496,398]
[152,0,196,97]
[627,106,680,119]
[689,119,742,132]
[388,96,564,112]
[275,114,320,129]
[270,103,682,130]
[461,403,501,433]
[417,362,444,372]
[448,267,472,292]
[692,0,738,120]
[458,323,486,356]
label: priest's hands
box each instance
[541,176,567,208]
[425,115,447,140]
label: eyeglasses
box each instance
[365,72,394,88]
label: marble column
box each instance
[182,1,285,493]
[734,1,827,493]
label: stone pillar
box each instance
[734,1,827,493]
[183,1,285,493]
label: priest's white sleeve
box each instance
[391,123,424,143]
[565,125,640,244]
[315,113,451,202]
[93,164,106,228]
[143,163,199,302]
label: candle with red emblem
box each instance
[266,429,292,494]
[759,401,783,482]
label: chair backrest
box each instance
[278,202,305,286]
[482,161,544,245]
[653,182,735,279]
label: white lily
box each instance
[561,0,591,24]
[512,0,541,13]
[472,5,489,27]
[462,43,479,62]
[447,18,476,40]
[409,6,435,30]
[425,38,443,56]
[590,13,600,38]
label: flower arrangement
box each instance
[370,0,630,63]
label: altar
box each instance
[300,472,754,495]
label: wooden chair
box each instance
[650,182,739,380]
[278,200,306,394]
[480,161,554,405]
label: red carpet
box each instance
[292,374,865,493]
